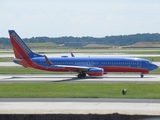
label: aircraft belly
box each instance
[102,66,149,73]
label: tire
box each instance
[82,73,86,77]
[78,74,83,78]
[140,74,144,78]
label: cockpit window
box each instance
[146,61,151,64]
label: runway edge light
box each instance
[122,89,127,95]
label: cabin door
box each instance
[137,60,141,67]
[87,61,94,66]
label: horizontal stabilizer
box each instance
[13,58,24,62]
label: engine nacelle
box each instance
[87,68,104,76]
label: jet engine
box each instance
[87,68,104,76]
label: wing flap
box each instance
[44,55,95,71]
[55,65,89,69]
[53,65,91,72]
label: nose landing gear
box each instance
[140,74,144,78]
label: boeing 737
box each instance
[8,30,158,78]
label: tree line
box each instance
[1,33,160,47]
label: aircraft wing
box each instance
[44,55,94,71]
[55,65,95,72]
[55,65,90,69]
[49,64,93,72]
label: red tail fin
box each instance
[8,30,43,59]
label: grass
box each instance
[0,67,68,74]
[27,42,68,49]
[0,83,160,98]
[0,57,12,62]
[150,68,160,74]
[1,48,160,54]
[141,57,160,62]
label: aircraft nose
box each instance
[151,63,159,70]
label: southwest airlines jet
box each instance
[8,30,158,78]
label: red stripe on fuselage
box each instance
[41,66,148,73]
[101,66,149,74]
[35,66,149,74]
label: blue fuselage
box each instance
[30,57,158,73]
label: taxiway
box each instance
[0,101,160,115]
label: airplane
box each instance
[8,30,158,78]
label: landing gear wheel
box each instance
[140,74,144,78]
[82,72,86,77]
[78,73,83,78]
[78,73,86,78]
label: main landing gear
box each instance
[140,74,144,78]
[78,72,86,78]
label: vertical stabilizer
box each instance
[8,30,42,59]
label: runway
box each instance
[0,74,160,83]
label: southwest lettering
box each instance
[11,32,31,55]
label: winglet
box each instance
[71,52,75,57]
[44,55,53,69]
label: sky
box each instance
[1,0,160,38]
